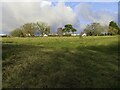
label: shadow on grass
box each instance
[2,43,119,88]
[2,44,43,60]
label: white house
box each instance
[71,33,77,36]
[82,33,87,37]
[0,34,7,37]
[43,34,48,37]
[26,33,31,37]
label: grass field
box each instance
[2,36,119,88]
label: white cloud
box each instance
[40,1,52,7]
[1,0,119,2]
[1,0,42,2]
[75,3,115,27]
[1,1,117,34]
[95,11,114,25]
[2,1,77,34]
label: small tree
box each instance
[62,24,77,35]
[21,23,36,37]
[84,24,94,36]
[57,28,63,36]
[10,28,23,37]
[45,26,50,35]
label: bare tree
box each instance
[36,22,50,36]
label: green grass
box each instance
[2,36,119,88]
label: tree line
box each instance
[10,22,50,37]
[10,21,119,37]
[82,21,120,36]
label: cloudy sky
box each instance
[0,0,119,34]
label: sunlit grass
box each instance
[2,36,119,88]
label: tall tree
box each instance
[62,24,77,34]
[71,28,77,34]
[36,22,50,36]
[84,23,103,36]
[108,21,119,35]
[21,23,36,37]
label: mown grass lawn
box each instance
[2,36,119,88]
